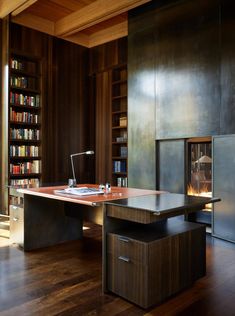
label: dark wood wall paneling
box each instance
[89,38,127,75]
[94,71,112,184]
[47,38,92,185]
[10,23,49,58]
[89,38,127,184]
[10,23,51,184]
[9,24,127,186]
[10,23,94,185]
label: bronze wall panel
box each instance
[128,0,235,189]
[129,0,235,140]
[128,0,222,188]
[155,0,220,139]
[213,135,235,242]
[220,0,235,134]
[157,139,185,193]
[128,11,156,189]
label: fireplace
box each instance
[157,137,213,225]
[187,137,212,224]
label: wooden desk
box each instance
[15,184,163,250]
[14,184,218,308]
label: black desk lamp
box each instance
[69,150,94,187]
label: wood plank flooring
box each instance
[1,224,235,316]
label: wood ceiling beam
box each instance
[12,13,55,36]
[62,33,90,48]
[55,0,151,37]
[11,0,38,17]
[89,20,128,48]
[0,0,29,18]
[62,20,128,48]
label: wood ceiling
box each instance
[0,0,152,47]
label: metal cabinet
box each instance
[213,135,235,242]
[157,139,186,193]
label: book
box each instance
[55,187,104,196]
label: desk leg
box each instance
[23,195,83,251]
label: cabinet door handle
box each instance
[118,236,130,243]
[13,217,19,222]
[118,256,130,263]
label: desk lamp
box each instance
[69,150,94,187]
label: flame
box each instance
[187,184,212,210]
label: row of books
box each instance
[11,58,24,70]
[10,128,40,140]
[10,109,39,124]
[10,92,40,107]
[115,131,128,143]
[11,58,37,73]
[10,160,40,175]
[116,177,128,187]
[10,145,39,157]
[113,160,127,173]
[120,146,127,157]
[10,178,40,187]
[10,76,28,89]
[10,76,36,90]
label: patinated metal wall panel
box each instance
[155,0,220,139]
[128,7,156,189]
[220,0,235,134]
[157,139,185,193]
[128,0,235,189]
[213,135,235,242]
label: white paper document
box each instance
[55,187,104,196]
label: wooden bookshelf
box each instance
[8,52,42,208]
[111,65,128,187]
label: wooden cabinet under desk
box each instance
[107,219,206,309]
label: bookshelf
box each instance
[9,53,42,210]
[111,65,128,187]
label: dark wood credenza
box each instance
[12,184,218,308]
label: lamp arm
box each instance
[69,150,94,183]
[70,155,76,181]
[70,151,88,158]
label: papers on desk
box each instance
[55,187,104,196]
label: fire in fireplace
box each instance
[187,138,212,211]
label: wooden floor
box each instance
[1,224,235,316]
